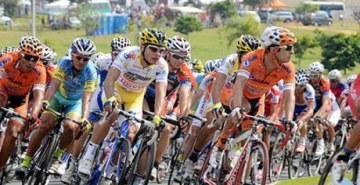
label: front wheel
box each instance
[236,141,269,185]
[117,138,131,184]
[318,148,345,185]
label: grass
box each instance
[1,18,360,76]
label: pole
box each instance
[32,0,36,37]
[266,0,270,27]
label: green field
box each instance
[1,18,360,75]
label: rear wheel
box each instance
[117,138,131,184]
[269,133,286,182]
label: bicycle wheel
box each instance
[167,139,183,185]
[317,148,355,185]
[269,132,286,182]
[117,138,131,184]
[126,141,156,185]
[307,139,323,176]
[235,140,269,185]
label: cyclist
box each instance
[0,36,45,171]
[331,74,360,185]
[41,46,56,89]
[292,69,316,153]
[61,37,131,183]
[209,26,297,168]
[0,46,19,57]
[328,69,348,102]
[339,74,357,117]
[143,35,196,178]
[78,28,168,184]
[181,34,264,179]
[308,62,340,155]
[16,38,97,178]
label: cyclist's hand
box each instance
[80,118,92,132]
[103,96,118,112]
[27,114,41,130]
[42,100,50,110]
[230,107,245,122]
[284,120,296,132]
[152,115,165,127]
[179,116,190,132]
[211,102,223,118]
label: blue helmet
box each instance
[71,38,96,56]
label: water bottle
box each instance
[176,137,184,148]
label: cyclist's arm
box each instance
[178,85,191,117]
[82,91,93,120]
[191,88,204,107]
[313,95,330,118]
[154,82,167,116]
[211,72,226,104]
[283,87,295,121]
[44,78,61,101]
[103,66,121,100]
[299,101,314,122]
[232,74,247,109]
[268,103,280,121]
[30,89,44,117]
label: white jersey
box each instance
[112,46,168,92]
[217,53,238,78]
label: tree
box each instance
[243,0,266,10]
[75,3,101,36]
[1,0,18,17]
[224,14,261,49]
[319,33,360,75]
[174,16,202,37]
[295,3,319,14]
[208,1,237,23]
[294,35,317,68]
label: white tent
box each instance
[44,0,71,9]
[168,6,205,14]
[18,0,31,6]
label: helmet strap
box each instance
[142,45,152,67]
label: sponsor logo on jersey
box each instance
[125,71,151,81]
[281,64,292,74]
[243,55,257,67]
[124,53,136,60]
[0,57,11,67]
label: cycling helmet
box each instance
[347,74,357,85]
[1,46,19,56]
[64,48,72,57]
[167,36,191,54]
[19,36,43,57]
[308,62,324,74]
[261,26,297,48]
[90,52,105,69]
[328,69,342,80]
[71,38,96,56]
[236,34,263,53]
[295,69,309,85]
[139,28,167,47]
[191,59,204,73]
[204,59,220,73]
[111,37,131,51]
[41,46,55,65]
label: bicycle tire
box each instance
[167,139,182,185]
[235,140,269,185]
[307,139,323,176]
[269,132,286,182]
[117,138,131,184]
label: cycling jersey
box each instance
[217,53,238,78]
[348,74,360,119]
[264,85,282,117]
[293,83,316,120]
[111,46,168,122]
[0,52,46,97]
[194,72,205,86]
[311,76,330,111]
[53,57,97,102]
[236,49,295,100]
[45,64,56,89]
[331,81,348,99]
[94,53,112,87]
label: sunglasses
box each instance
[279,45,293,51]
[330,79,339,83]
[147,45,166,54]
[23,54,39,62]
[170,53,187,60]
[74,55,90,62]
[296,84,305,88]
[309,73,321,78]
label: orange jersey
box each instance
[0,52,46,96]
[238,49,295,99]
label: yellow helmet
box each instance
[236,34,263,53]
[139,28,167,47]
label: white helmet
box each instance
[308,62,324,74]
[167,36,191,55]
[328,69,342,80]
[71,38,96,56]
[41,46,55,65]
[261,26,297,48]
[204,59,221,73]
[295,69,309,85]
[346,74,357,85]
[90,52,105,69]
[111,37,131,51]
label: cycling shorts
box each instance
[44,91,82,118]
[293,104,307,121]
[191,94,213,128]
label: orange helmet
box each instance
[18,36,43,57]
[261,26,297,48]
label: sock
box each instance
[53,147,64,159]
[337,147,353,162]
[60,152,71,163]
[216,132,230,149]
[84,141,99,160]
[21,155,32,168]
[299,137,306,144]
[188,149,200,162]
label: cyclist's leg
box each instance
[0,95,28,170]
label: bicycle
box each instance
[334,116,356,151]
[23,106,85,185]
[201,114,293,185]
[0,107,26,184]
